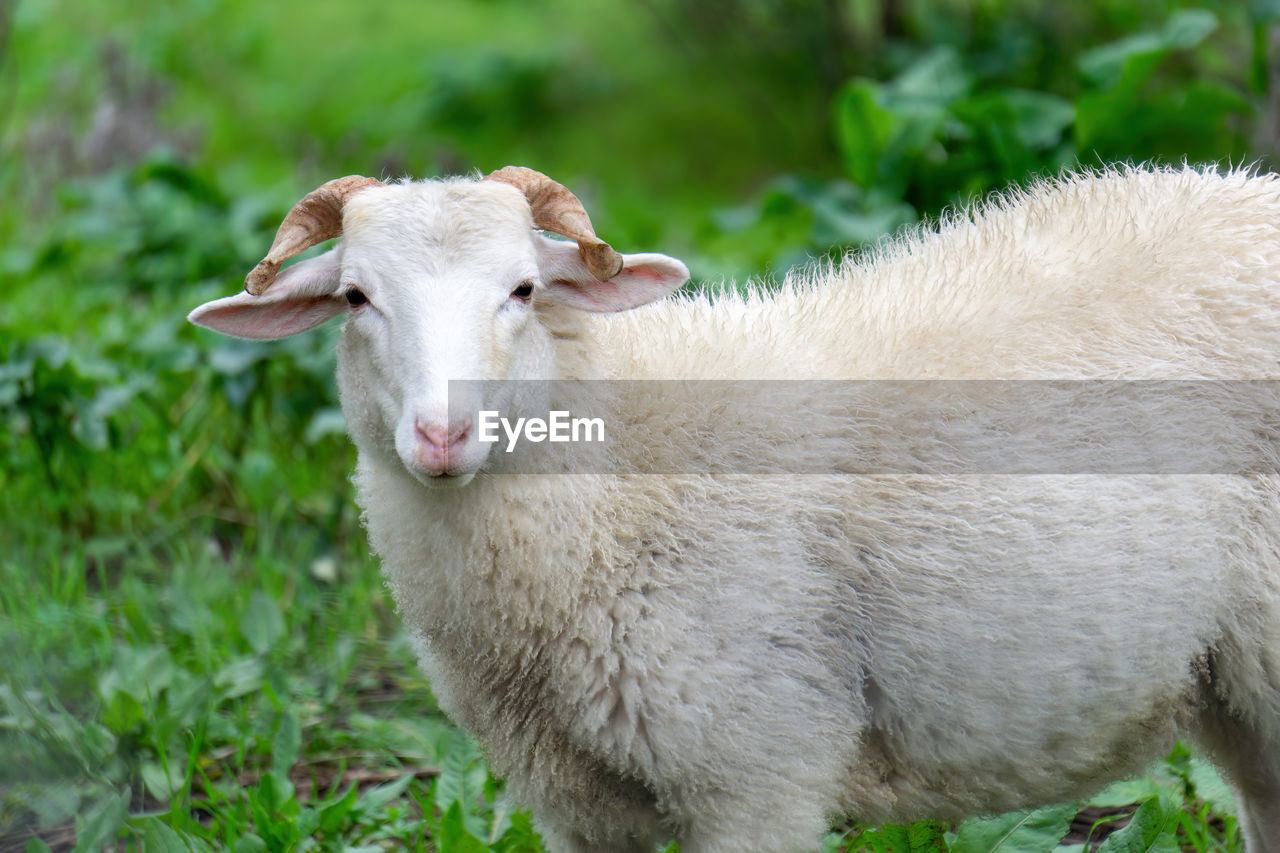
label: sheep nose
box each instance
[414,417,473,473]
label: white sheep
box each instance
[190,165,1280,853]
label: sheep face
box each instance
[189,176,689,488]
[336,181,549,486]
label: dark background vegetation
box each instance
[1,0,1275,849]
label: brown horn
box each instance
[245,175,384,295]
[484,166,624,281]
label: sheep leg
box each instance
[1195,710,1280,853]
[672,786,831,853]
[1221,743,1280,853]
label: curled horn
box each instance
[484,166,624,281]
[245,175,384,295]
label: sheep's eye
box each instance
[345,288,368,307]
[510,281,535,302]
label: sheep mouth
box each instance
[407,467,478,489]
[397,429,488,487]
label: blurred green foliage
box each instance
[1,0,1274,848]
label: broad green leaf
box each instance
[439,801,491,853]
[835,76,949,195]
[242,591,285,655]
[72,788,130,853]
[358,772,416,814]
[271,708,301,778]
[214,657,265,699]
[140,818,211,853]
[891,46,972,106]
[822,830,851,853]
[140,760,186,801]
[1162,9,1219,50]
[1079,10,1218,87]
[317,783,360,835]
[849,824,909,853]
[70,410,109,450]
[806,183,916,248]
[26,781,84,831]
[230,834,267,853]
[97,646,176,734]
[111,645,176,697]
[835,80,896,188]
[85,380,145,422]
[494,810,544,853]
[100,688,145,735]
[249,772,302,850]
[950,802,1077,853]
[29,337,71,370]
[293,806,321,839]
[435,736,490,838]
[1095,797,1180,853]
[992,91,1075,150]
[487,795,515,844]
[1088,777,1169,808]
[257,769,298,818]
[907,821,948,851]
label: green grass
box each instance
[0,535,527,850]
[2,0,1275,849]
[0,161,1251,853]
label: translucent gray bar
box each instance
[446,380,1280,475]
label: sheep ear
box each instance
[189,249,346,340]
[535,235,688,312]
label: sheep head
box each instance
[189,168,689,487]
